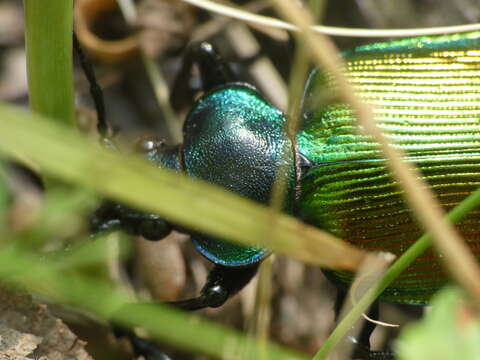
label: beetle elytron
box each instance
[88,31,480,358]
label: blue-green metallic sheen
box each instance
[182,84,295,266]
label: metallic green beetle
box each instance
[300,31,480,304]
[92,31,480,314]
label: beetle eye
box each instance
[135,137,165,153]
[138,218,171,240]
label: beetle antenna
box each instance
[72,33,108,138]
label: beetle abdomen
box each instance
[297,31,480,304]
[299,154,480,303]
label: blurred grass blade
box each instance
[0,163,8,230]
[397,287,480,360]
[24,0,74,125]
[0,103,366,270]
[0,246,308,360]
[48,235,130,270]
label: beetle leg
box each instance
[90,201,173,241]
[168,263,259,310]
[170,41,238,110]
[188,41,238,90]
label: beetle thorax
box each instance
[182,84,296,208]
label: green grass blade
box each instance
[0,103,366,270]
[24,0,74,125]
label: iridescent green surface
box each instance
[298,31,480,304]
[183,85,295,266]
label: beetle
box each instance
[83,31,480,359]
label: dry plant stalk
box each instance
[182,0,480,38]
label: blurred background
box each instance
[1,0,479,359]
